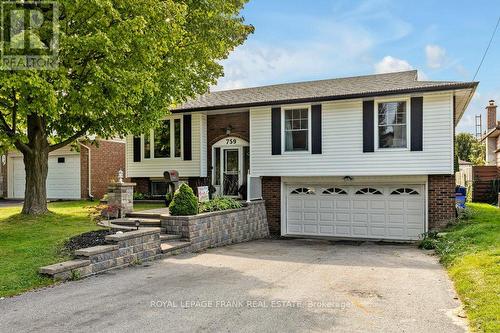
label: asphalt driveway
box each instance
[0,239,466,333]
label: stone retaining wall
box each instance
[40,228,161,280]
[161,200,269,252]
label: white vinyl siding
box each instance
[250,92,454,176]
[126,113,207,178]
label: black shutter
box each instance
[133,136,141,162]
[271,107,281,155]
[183,114,192,160]
[363,100,374,153]
[410,97,423,151]
[311,104,322,154]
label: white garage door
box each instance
[286,184,425,240]
[12,155,81,199]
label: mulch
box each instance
[65,230,114,252]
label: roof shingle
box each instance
[174,70,477,112]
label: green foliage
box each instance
[133,192,145,200]
[68,269,81,281]
[455,133,485,165]
[199,197,242,213]
[169,183,198,216]
[418,231,439,250]
[0,0,253,213]
[430,203,500,332]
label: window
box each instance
[284,108,309,151]
[148,118,182,159]
[144,134,151,159]
[154,120,171,158]
[355,188,382,195]
[391,188,419,195]
[150,181,167,197]
[174,118,181,157]
[57,157,65,163]
[377,101,407,149]
[322,187,347,195]
[290,187,315,195]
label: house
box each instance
[126,70,477,241]
[2,138,125,200]
[481,100,500,166]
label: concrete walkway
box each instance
[0,239,467,333]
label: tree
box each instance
[456,133,485,165]
[0,0,253,214]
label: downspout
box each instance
[78,141,93,200]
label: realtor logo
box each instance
[1,1,59,70]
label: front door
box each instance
[223,149,239,196]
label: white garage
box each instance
[285,183,425,241]
[9,153,81,199]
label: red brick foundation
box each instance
[262,176,281,234]
[428,174,456,230]
[131,177,150,194]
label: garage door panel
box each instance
[335,212,350,222]
[335,200,350,209]
[286,184,425,240]
[370,201,385,209]
[352,200,368,209]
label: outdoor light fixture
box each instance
[135,220,140,230]
[343,176,353,182]
[225,125,233,135]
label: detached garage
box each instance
[4,139,126,200]
[9,153,81,199]
[283,177,427,241]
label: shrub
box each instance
[199,197,242,213]
[133,192,145,200]
[418,231,439,250]
[169,183,198,216]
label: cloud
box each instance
[374,56,414,74]
[425,44,446,69]
[214,1,413,91]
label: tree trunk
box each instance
[21,115,49,215]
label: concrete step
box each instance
[160,240,191,254]
[111,217,161,227]
[160,234,182,241]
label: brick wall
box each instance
[428,175,456,230]
[262,176,281,234]
[207,112,249,177]
[131,177,150,194]
[81,140,126,200]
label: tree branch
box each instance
[49,125,90,152]
[0,110,32,154]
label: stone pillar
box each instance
[107,182,136,218]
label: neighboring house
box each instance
[126,70,477,241]
[481,100,500,166]
[4,138,125,200]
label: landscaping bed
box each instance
[420,203,500,333]
[64,229,114,252]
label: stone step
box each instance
[39,259,90,275]
[160,240,191,254]
[111,217,161,227]
[126,211,164,219]
[160,234,182,241]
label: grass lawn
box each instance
[432,203,500,333]
[0,200,165,298]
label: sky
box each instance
[213,0,500,134]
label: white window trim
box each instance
[143,116,183,160]
[374,97,411,151]
[281,104,312,154]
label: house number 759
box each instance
[226,138,237,144]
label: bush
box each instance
[199,197,242,213]
[169,183,198,216]
[133,192,145,200]
[418,231,439,250]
